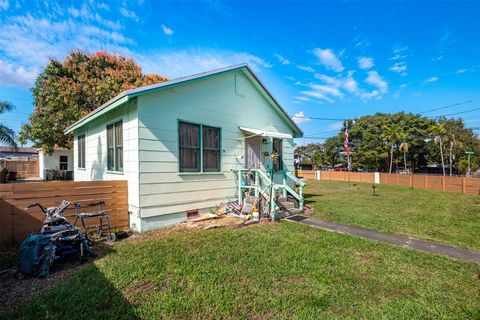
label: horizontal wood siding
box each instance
[73,100,139,211]
[137,71,296,218]
[0,180,128,246]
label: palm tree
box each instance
[0,101,17,148]
[398,131,409,174]
[433,123,447,176]
[445,131,463,176]
[382,125,399,173]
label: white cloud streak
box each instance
[161,24,174,36]
[273,53,291,65]
[312,48,344,72]
[292,111,311,125]
[297,65,315,73]
[358,57,374,69]
[423,76,439,84]
[119,7,139,22]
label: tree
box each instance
[382,124,400,173]
[0,101,17,147]
[433,123,447,176]
[398,131,409,173]
[19,51,168,154]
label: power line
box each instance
[428,107,480,118]
[418,100,475,114]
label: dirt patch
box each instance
[0,242,114,310]
[127,279,168,294]
[0,262,89,309]
[355,252,374,265]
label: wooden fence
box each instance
[301,170,480,196]
[0,159,39,178]
[0,180,129,247]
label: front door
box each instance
[245,136,262,169]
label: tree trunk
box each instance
[449,143,453,176]
[403,150,407,174]
[439,137,446,176]
[389,144,394,174]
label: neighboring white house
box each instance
[38,148,74,180]
[65,64,304,232]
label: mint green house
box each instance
[65,64,304,232]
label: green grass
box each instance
[2,222,479,319]
[305,180,480,251]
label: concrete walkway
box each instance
[286,215,480,264]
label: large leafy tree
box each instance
[0,101,17,147]
[19,51,168,154]
[295,112,479,173]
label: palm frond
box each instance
[0,101,14,114]
[0,124,18,148]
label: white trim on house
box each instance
[239,127,293,139]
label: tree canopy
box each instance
[19,51,168,154]
[296,112,479,174]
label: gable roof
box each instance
[65,64,303,137]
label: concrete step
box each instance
[276,208,303,219]
[278,201,294,210]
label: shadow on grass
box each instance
[303,193,322,205]
[0,242,139,320]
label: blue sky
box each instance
[0,0,479,145]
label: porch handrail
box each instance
[282,171,305,210]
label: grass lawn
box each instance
[304,180,480,251]
[1,222,479,319]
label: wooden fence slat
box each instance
[307,171,479,196]
[0,180,128,246]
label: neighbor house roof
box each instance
[65,64,303,137]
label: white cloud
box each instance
[309,84,343,98]
[273,53,291,65]
[390,46,409,60]
[312,48,344,72]
[297,65,315,73]
[294,96,311,102]
[456,69,467,74]
[389,62,407,75]
[138,49,271,78]
[365,71,388,93]
[119,7,139,22]
[423,76,439,84]
[0,59,37,87]
[97,3,109,11]
[300,90,334,103]
[311,70,387,101]
[161,24,174,36]
[0,0,9,10]
[292,111,310,125]
[358,57,374,69]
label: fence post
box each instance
[396,174,399,186]
[462,177,466,194]
[425,175,428,189]
[410,175,413,189]
[316,170,321,180]
[442,176,445,191]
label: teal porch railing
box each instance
[234,169,305,218]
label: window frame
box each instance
[178,120,222,173]
[106,120,123,172]
[59,155,68,170]
[77,134,86,169]
[272,138,284,171]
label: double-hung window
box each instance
[107,120,123,172]
[77,134,85,169]
[179,121,221,172]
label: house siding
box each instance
[72,99,141,228]
[136,71,295,227]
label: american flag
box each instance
[344,125,350,156]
